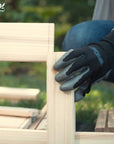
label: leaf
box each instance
[2,3,5,9]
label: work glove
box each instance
[54,30,114,102]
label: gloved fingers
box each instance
[60,67,90,91]
[54,49,82,70]
[55,55,86,82]
[74,79,91,102]
[55,65,87,82]
[65,54,86,75]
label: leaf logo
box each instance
[0,3,5,12]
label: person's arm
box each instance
[54,29,114,102]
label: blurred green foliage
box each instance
[0,0,114,132]
[76,82,114,131]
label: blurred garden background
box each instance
[0,0,114,131]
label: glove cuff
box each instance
[101,30,114,48]
[94,30,114,69]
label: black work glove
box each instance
[54,30,114,102]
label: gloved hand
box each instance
[54,30,114,102]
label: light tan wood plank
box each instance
[37,118,47,130]
[75,132,114,144]
[95,109,107,132]
[108,109,114,132]
[0,23,54,62]
[19,118,32,129]
[0,116,31,129]
[0,87,40,101]
[48,23,54,53]
[0,129,47,144]
[0,106,39,118]
[29,104,47,129]
[47,52,75,144]
[0,130,114,144]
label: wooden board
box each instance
[19,118,32,129]
[0,130,114,144]
[95,109,107,132]
[0,87,40,101]
[108,109,114,132]
[0,116,31,129]
[75,132,114,144]
[0,106,39,118]
[0,129,47,144]
[0,23,54,62]
[47,52,75,144]
[29,104,47,129]
[37,118,47,130]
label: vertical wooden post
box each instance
[47,52,75,144]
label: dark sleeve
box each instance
[103,29,114,46]
[96,30,114,68]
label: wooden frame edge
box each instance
[47,52,75,144]
[0,129,114,144]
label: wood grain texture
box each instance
[0,87,40,101]
[0,116,31,129]
[0,130,114,144]
[0,129,47,144]
[75,132,114,144]
[47,52,75,144]
[0,106,39,118]
[0,23,54,62]
[95,109,107,132]
[108,109,114,132]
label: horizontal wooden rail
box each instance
[0,116,32,129]
[0,107,39,129]
[0,23,54,62]
[0,87,40,101]
[0,129,113,144]
[0,106,39,118]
